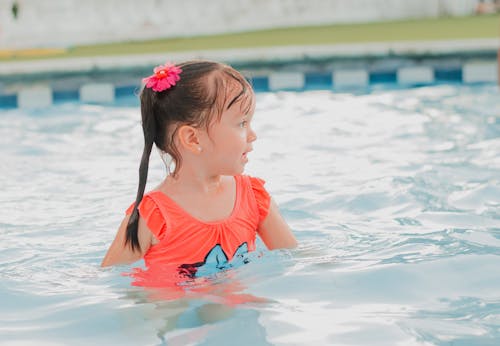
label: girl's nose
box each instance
[248,127,257,142]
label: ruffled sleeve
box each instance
[249,176,271,223]
[125,195,167,241]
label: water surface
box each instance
[1,84,499,345]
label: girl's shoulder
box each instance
[238,174,267,191]
[125,192,160,215]
[237,175,271,221]
[124,192,168,241]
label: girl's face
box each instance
[200,86,257,176]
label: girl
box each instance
[101,60,297,280]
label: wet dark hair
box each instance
[125,60,254,252]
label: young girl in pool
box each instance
[101,60,297,279]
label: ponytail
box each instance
[125,89,157,252]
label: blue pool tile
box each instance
[53,90,79,103]
[249,76,269,92]
[434,68,462,82]
[0,94,17,109]
[305,72,332,89]
[369,71,397,84]
[115,85,139,98]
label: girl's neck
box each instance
[165,168,225,195]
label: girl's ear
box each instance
[177,125,202,154]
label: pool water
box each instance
[1,84,499,345]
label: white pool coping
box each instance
[1,38,499,76]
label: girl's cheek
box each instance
[238,129,246,139]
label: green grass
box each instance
[2,14,499,62]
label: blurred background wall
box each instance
[0,0,482,49]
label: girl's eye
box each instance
[239,120,248,128]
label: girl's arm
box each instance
[258,198,297,250]
[101,215,154,267]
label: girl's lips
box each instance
[242,148,252,162]
[242,151,251,162]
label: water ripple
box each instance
[1,85,499,345]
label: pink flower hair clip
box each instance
[142,62,182,92]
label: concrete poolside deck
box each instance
[1,38,499,77]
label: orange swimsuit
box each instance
[125,175,270,286]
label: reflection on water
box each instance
[0,84,499,345]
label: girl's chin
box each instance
[219,165,246,176]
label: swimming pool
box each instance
[1,83,499,345]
